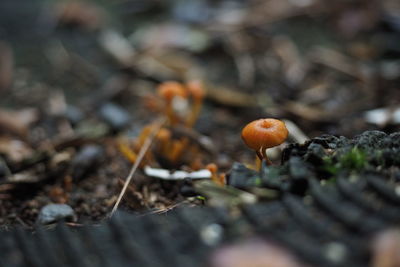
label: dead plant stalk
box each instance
[109,117,166,217]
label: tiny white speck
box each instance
[201,224,224,246]
[395,186,400,196]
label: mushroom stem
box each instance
[256,149,263,161]
[261,147,273,165]
[166,104,175,125]
[157,81,187,126]
[255,155,261,170]
[186,101,202,127]
[186,80,205,128]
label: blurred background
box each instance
[2,1,400,129]
[1,0,400,172]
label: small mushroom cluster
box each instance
[157,80,205,127]
[119,81,210,171]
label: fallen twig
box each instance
[109,117,166,217]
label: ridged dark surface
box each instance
[0,180,399,267]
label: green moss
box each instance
[322,156,339,175]
[339,147,367,170]
[196,196,206,201]
[322,148,367,176]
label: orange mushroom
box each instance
[157,81,187,125]
[157,81,187,102]
[206,163,225,186]
[241,118,288,165]
[186,80,205,127]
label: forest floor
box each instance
[0,0,399,228]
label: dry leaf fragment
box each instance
[206,85,258,107]
[99,29,136,67]
[309,47,361,79]
[0,138,33,162]
[0,108,39,138]
[144,166,211,180]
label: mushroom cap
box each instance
[241,118,288,151]
[157,81,187,103]
[206,163,218,173]
[187,80,205,102]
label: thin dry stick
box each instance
[110,117,166,217]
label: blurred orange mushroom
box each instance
[157,81,187,125]
[186,80,205,127]
[206,163,225,186]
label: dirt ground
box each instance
[0,0,399,227]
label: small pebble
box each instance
[98,102,131,130]
[65,105,84,125]
[71,145,104,180]
[227,162,259,188]
[172,0,210,24]
[323,242,347,264]
[37,204,75,225]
